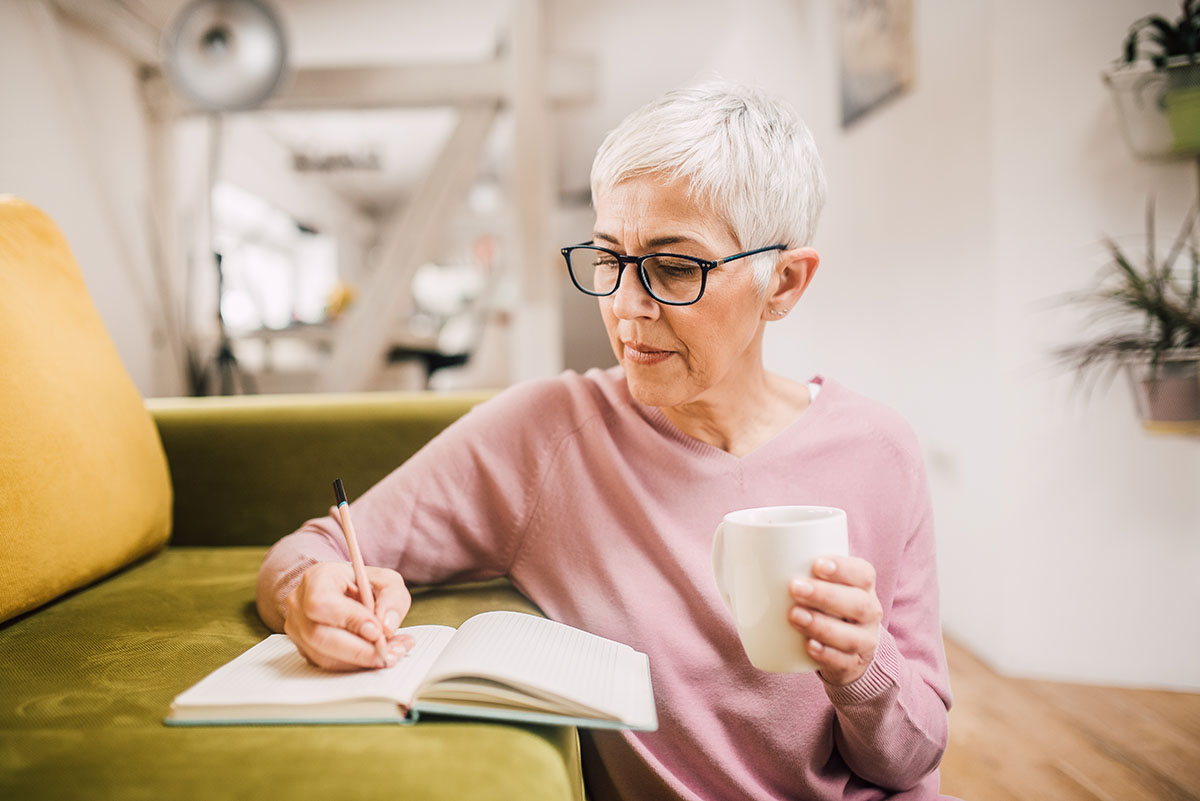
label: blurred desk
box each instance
[233,323,470,390]
[386,346,470,389]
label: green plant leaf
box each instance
[1106,238,1149,295]
[1146,197,1157,280]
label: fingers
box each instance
[812,555,876,591]
[803,628,876,683]
[286,614,401,671]
[788,606,876,655]
[285,563,413,672]
[789,556,879,621]
[306,576,384,632]
[787,604,880,685]
[368,566,412,636]
[789,575,881,624]
[788,555,882,686]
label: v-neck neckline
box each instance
[631,375,832,464]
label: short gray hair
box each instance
[590,79,827,292]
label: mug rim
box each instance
[723,505,846,526]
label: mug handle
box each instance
[711,522,734,613]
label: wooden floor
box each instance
[939,637,1200,800]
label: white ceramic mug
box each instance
[712,505,849,673]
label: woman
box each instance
[257,80,952,800]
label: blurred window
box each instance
[211,182,336,332]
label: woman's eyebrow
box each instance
[592,232,703,249]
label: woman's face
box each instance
[593,175,773,409]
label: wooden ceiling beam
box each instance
[317,103,500,391]
[141,56,595,117]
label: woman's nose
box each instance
[609,265,660,320]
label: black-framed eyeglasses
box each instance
[560,242,786,306]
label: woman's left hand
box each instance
[788,555,883,686]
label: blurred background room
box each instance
[2,0,1199,798]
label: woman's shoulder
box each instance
[462,365,630,432]
[812,377,925,471]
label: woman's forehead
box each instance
[593,177,737,250]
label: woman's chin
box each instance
[622,366,684,408]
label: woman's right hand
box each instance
[283,562,414,671]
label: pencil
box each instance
[333,479,390,664]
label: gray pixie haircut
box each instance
[590,79,827,292]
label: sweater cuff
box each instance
[271,553,320,625]
[821,626,902,705]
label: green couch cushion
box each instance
[0,196,172,623]
[148,392,490,547]
[0,548,582,801]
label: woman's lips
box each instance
[623,342,673,365]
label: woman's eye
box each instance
[655,259,700,277]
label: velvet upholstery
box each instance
[148,391,491,547]
[0,548,582,800]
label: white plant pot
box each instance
[1103,60,1200,160]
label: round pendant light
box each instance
[164,0,288,112]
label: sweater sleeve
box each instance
[256,379,563,630]
[819,465,952,792]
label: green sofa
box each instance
[0,197,584,799]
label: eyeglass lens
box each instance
[568,248,704,303]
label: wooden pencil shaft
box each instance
[337,502,375,609]
[332,479,388,663]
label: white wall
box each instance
[778,0,1200,690]
[983,0,1200,689]
[554,0,1200,690]
[0,1,166,395]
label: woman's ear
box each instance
[764,247,819,320]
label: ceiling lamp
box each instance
[163,0,288,112]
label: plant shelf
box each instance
[1141,419,1200,435]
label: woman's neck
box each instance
[660,370,811,458]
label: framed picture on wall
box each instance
[839,0,915,127]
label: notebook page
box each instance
[421,611,646,722]
[173,626,455,710]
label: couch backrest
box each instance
[0,196,172,624]
[149,391,492,547]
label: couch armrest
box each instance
[148,391,491,547]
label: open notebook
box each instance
[166,610,657,731]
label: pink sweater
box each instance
[259,367,953,800]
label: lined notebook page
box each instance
[421,611,647,722]
[173,626,455,709]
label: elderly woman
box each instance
[256,81,952,800]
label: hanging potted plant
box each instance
[1057,202,1200,429]
[1104,0,1200,159]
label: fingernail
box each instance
[384,651,399,667]
[815,559,836,576]
[384,610,401,633]
[390,642,409,659]
[791,579,814,597]
[809,638,824,653]
[792,607,813,626]
[361,621,380,640]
